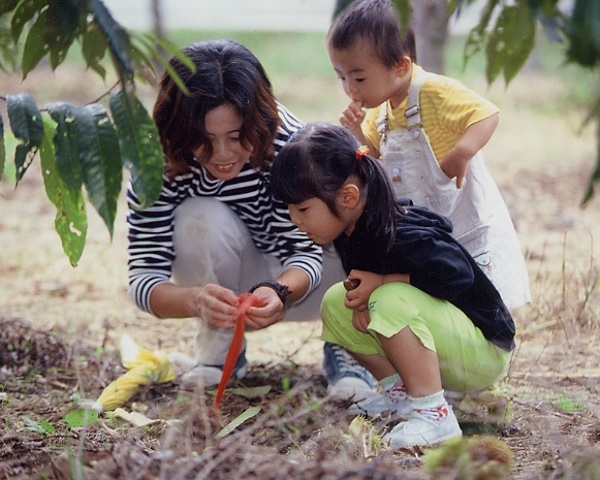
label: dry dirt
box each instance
[1,66,600,479]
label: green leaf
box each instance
[567,0,600,68]
[229,385,272,399]
[45,2,79,70]
[22,416,55,434]
[391,0,411,32]
[6,93,43,184]
[87,0,134,81]
[128,40,159,82]
[0,0,20,18]
[64,409,98,428]
[132,34,195,93]
[216,406,261,439]
[463,0,501,67]
[75,103,122,238]
[0,113,5,179]
[47,102,83,194]
[40,115,87,266]
[485,4,536,84]
[130,34,180,91]
[40,420,56,434]
[21,8,50,79]
[50,0,81,38]
[23,416,47,434]
[81,22,108,78]
[10,0,48,43]
[157,37,196,73]
[109,90,163,208]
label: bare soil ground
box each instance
[1,65,600,479]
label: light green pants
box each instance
[321,282,511,393]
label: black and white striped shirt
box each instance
[126,104,322,314]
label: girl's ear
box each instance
[341,183,361,209]
[394,56,411,77]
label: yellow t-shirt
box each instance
[363,65,499,163]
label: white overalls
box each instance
[377,70,531,310]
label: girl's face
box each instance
[288,197,349,245]
[193,104,253,181]
[328,41,410,110]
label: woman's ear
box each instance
[341,183,361,209]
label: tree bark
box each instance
[151,0,165,41]
[409,0,448,74]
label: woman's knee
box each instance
[173,197,249,254]
[172,197,257,288]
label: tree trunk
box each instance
[409,0,448,74]
[151,0,165,41]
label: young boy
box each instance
[327,0,530,310]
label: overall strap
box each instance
[376,103,388,143]
[405,69,432,130]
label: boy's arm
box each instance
[439,112,499,189]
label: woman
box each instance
[126,39,369,394]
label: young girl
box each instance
[270,123,515,448]
[327,0,530,311]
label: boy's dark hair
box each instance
[271,123,400,246]
[153,39,280,177]
[327,0,416,67]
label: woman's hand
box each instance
[244,286,284,329]
[344,269,383,311]
[192,283,241,329]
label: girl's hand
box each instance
[352,308,371,334]
[244,286,283,330]
[344,269,383,311]
[193,283,240,329]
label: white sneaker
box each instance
[177,353,247,389]
[323,343,375,394]
[179,365,226,388]
[383,406,462,448]
[348,391,412,418]
[327,376,375,401]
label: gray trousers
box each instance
[171,197,346,366]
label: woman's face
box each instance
[193,104,253,181]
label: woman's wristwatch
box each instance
[249,281,292,306]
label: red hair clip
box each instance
[356,145,369,160]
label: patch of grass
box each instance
[167,30,334,79]
[556,393,582,413]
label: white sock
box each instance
[409,390,450,423]
[377,374,408,403]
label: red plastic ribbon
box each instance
[213,292,261,408]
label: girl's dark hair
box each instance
[327,0,416,68]
[153,39,280,178]
[271,123,400,247]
